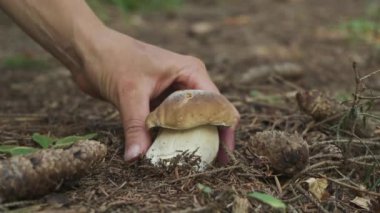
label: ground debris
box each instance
[296,90,376,137]
[232,196,250,213]
[249,130,309,175]
[0,140,106,203]
[240,62,303,84]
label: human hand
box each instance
[73,28,240,163]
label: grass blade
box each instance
[248,192,286,210]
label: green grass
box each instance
[0,133,97,156]
[87,0,183,22]
[1,55,52,70]
[339,1,380,47]
[108,0,182,13]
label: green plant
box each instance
[1,54,52,70]
[0,133,97,156]
[86,0,183,22]
[339,1,380,47]
[247,192,286,212]
[196,183,213,195]
[109,0,182,13]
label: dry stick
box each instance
[334,168,361,188]
[349,155,380,161]
[274,176,283,194]
[349,134,380,166]
[168,165,242,183]
[310,139,380,149]
[295,184,329,213]
[358,95,380,99]
[310,166,340,173]
[309,154,342,160]
[320,175,380,197]
[0,114,47,123]
[0,200,37,211]
[282,160,342,190]
[272,74,304,91]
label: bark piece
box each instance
[0,140,107,203]
[251,130,309,175]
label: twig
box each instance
[272,74,304,91]
[274,176,283,194]
[359,112,380,120]
[349,155,380,161]
[359,69,380,81]
[168,165,242,183]
[309,154,342,160]
[309,166,339,173]
[357,95,380,100]
[295,184,329,213]
[320,175,380,197]
[282,160,342,190]
[347,160,380,167]
[310,139,380,149]
[0,200,37,210]
[283,195,303,203]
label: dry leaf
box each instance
[232,196,250,213]
[350,197,371,211]
[305,178,329,201]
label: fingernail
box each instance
[125,144,141,162]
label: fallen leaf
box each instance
[350,196,371,210]
[233,196,250,213]
[305,178,329,201]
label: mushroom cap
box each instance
[146,90,239,129]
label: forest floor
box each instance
[1,0,380,212]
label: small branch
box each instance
[309,154,342,160]
[295,184,329,213]
[349,155,380,161]
[310,139,380,149]
[282,161,342,190]
[320,175,380,197]
[359,112,380,120]
[357,95,380,100]
[359,69,380,81]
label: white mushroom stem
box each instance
[146,125,219,170]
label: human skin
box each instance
[0,0,239,163]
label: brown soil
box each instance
[1,0,380,212]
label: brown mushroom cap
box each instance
[146,90,239,129]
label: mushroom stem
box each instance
[146,125,219,169]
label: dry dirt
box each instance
[1,0,380,212]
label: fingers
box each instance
[118,83,151,162]
[175,56,220,94]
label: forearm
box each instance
[0,0,105,73]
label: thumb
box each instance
[118,86,151,162]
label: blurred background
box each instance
[1,0,380,147]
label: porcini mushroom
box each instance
[145,90,238,169]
